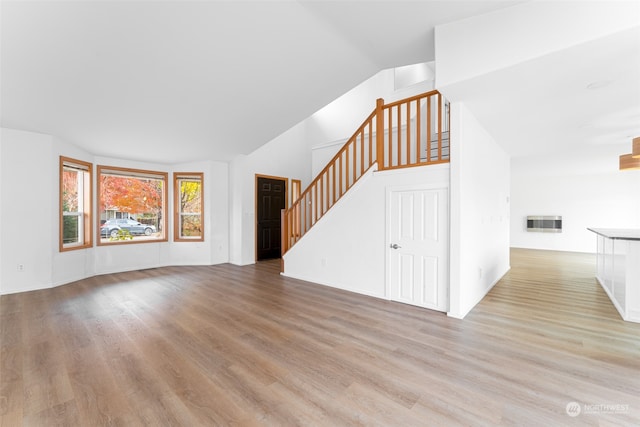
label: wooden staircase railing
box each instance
[282,90,449,255]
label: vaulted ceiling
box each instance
[2,1,638,166]
[0,1,522,163]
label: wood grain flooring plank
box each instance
[21,341,75,418]
[63,343,139,426]
[22,399,81,427]
[1,248,639,425]
[0,345,24,423]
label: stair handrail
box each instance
[282,90,449,255]
[282,109,377,254]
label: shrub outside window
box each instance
[60,157,93,251]
[174,173,204,241]
[98,165,167,245]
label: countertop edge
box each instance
[588,228,640,241]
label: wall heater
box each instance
[526,215,562,233]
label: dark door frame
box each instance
[255,174,288,262]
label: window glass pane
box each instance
[175,174,203,241]
[180,214,202,237]
[99,168,167,244]
[180,179,202,213]
[62,168,80,245]
[60,157,92,251]
[63,215,80,244]
[62,169,79,212]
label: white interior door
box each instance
[387,186,448,312]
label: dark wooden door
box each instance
[256,177,286,260]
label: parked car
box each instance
[101,218,156,238]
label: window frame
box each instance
[60,156,93,252]
[97,165,168,246]
[173,172,204,242]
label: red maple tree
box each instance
[100,175,163,214]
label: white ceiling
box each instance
[0,0,521,163]
[2,1,638,165]
[442,25,640,159]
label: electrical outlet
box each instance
[17,264,24,272]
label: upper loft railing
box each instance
[282,90,450,254]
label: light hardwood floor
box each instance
[1,248,639,426]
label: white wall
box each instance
[511,147,640,253]
[449,102,511,319]
[283,164,450,300]
[228,122,311,266]
[282,167,384,298]
[1,128,55,294]
[0,129,3,294]
[228,65,438,266]
[0,127,230,295]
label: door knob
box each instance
[390,243,401,249]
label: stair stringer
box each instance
[282,163,451,301]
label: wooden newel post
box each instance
[281,208,288,258]
[375,98,384,170]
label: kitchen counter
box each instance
[587,228,640,241]
[588,228,640,323]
